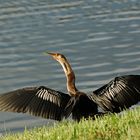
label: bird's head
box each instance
[45,52,66,63]
[44,52,72,74]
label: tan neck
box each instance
[59,59,78,96]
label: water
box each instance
[0,0,140,134]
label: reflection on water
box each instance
[0,0,140,134]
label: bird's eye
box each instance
[58,55,62,58]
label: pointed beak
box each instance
[44,52,57,60]
[44,52,55,56]
[44,52,54,56]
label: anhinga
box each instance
[0,52,140,121]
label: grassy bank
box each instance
[1,107,140,140]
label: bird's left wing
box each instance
[89,75,140,113]
[0,86,70,121]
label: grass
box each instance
[1,107,140,140]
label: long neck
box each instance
[59,59,78,96]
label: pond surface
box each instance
[0,0,140,134]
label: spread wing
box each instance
[89,75,140,113]
[0,86,70,121]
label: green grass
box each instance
[1,107,140,140]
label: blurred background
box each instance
[0,0,140,134]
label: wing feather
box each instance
[89,75,140,113]
[0,86,70,121]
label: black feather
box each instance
[89,75,140,113]
[0,86,70,121]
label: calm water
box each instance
[0,0,140,134]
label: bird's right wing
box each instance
[0,86,70,121]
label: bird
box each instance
[0,52,140,122]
